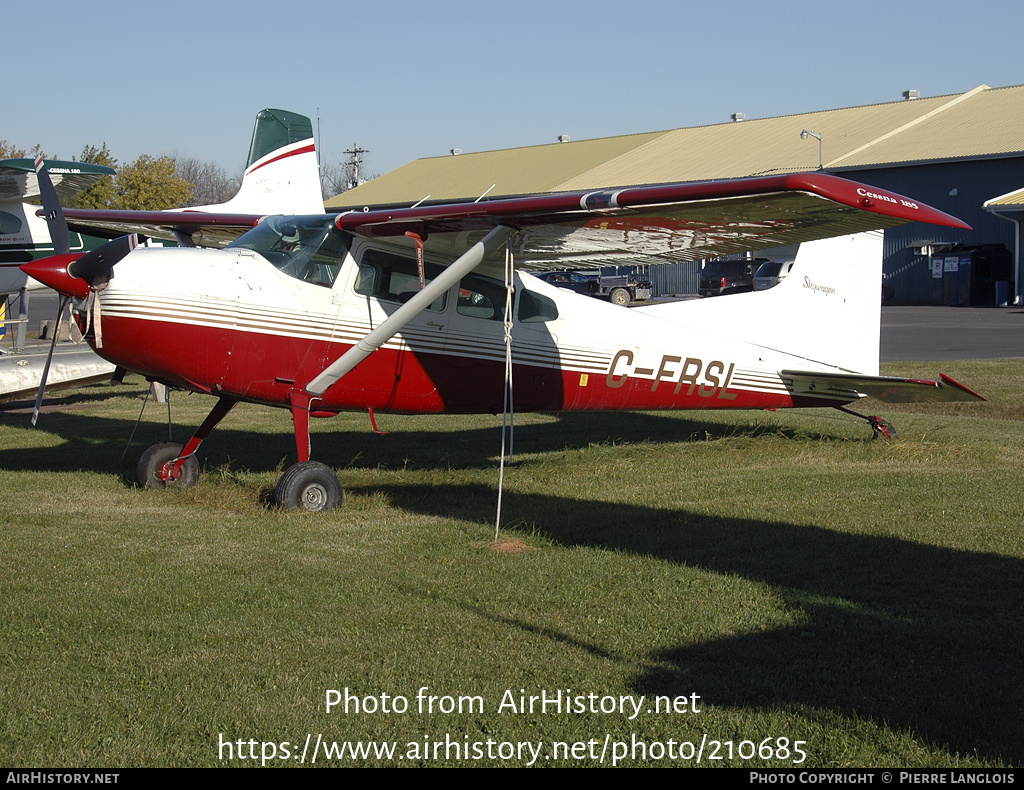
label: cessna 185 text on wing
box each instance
[22,150,983,511]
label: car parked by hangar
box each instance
[753,260,795,291]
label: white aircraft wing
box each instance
[0,344,115,403]
[0,159,115,204]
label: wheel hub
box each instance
[302,483,329,510]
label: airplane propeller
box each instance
[27,159,137,425]
[34,156,71,257]
[69,233,139,281]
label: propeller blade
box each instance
[33,157,71,257]
[31,295,71,427]
[68,234,139,280]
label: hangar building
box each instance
[327,84,1024,305]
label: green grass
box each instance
[1,359,1022,767]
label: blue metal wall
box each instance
[649,262,700,296]
[602,262,700,296]
[839,158,1024,303]
[600,157,1024,302]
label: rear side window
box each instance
[458,272,508,320]
[518,290,558,323]
[354,249,447,311]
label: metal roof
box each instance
[327,84,1024,210]
[328,131,667,208]
[984,186,1024,209]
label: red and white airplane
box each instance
[22,152,983,511]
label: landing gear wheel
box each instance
[609,288,631,307]
[136,442,199,488]
[274,461,344,511]
[869,417,898,440]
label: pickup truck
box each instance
[698,258,768,297]
[533,269,653,306]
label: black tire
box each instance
[136,442,199,488]
[609,288,630,307]
[274,461,344,512]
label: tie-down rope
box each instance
[495,232,516,540]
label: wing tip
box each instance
[939,373,986,401]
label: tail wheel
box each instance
[869,417,898,440]
[274,461,344,511]
[137,442,199,488]
[609,288,631,307]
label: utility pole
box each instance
[343,143,370,190]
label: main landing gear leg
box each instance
[136,397,238,488]
[273,393,344,512]
[834,405,898,440]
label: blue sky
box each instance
[9,0,1023,179]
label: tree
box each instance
[66,143,117,209]
[320,160,379,200]
[113,154,191,210]
[176,157,241,206]
[0,141,47,159]
[319,162,348,200]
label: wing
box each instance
[56,171,967,257]
[0,159,115,204]
[335,172,970,267]
[60,208,263,246]
[782,370,986,403]
[0,345,115,403]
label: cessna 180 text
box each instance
[22,143,983,511]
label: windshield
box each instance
[228,215,351,287]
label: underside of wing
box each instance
[0,159,116,204]
[61,208,263,246]
[335,172,970,268]
[782,370,986,403]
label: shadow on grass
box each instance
[0,405,850,478]
[366,481,1024,765]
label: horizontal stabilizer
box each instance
[782,370,986,403]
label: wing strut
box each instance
[305,224,512,397]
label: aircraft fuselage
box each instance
[78,239,849,418]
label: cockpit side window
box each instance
[228,216,350,287]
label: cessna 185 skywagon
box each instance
[23,157,983,511]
